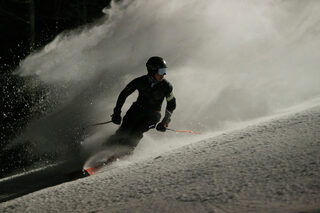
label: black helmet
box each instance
[146,56,167,75]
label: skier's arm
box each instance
[161,86,176,124]
[113,78,138,114]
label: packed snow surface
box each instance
[1,104,319,213]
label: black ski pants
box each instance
[106,103,161,150]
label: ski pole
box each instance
[166,128,200,135]
[83,120,113,130]
[91,120,112,127]
[148,124,200,135]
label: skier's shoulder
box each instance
[161,79,173,92]
[134,74,149,82]
[128,75,147,85]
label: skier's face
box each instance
[154,72,164,82]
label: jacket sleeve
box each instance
[162,83,176,124]
[113,78,139,114]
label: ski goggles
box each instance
[158,68,167,75]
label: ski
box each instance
[83,165,104,176]
[83,155,120,176]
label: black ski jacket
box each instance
[114,75,176,121]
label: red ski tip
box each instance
[84,165,103,176]
[83,155,121,176]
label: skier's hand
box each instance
[111,113,122,125]
[156,122,168,132]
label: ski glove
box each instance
[156,122,168,132]
[111,113,122,125]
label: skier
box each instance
[105,56,176,152]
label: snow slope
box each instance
[1,105,320,213]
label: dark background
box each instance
[0,0,111,177]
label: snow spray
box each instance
[12,0,320,158]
